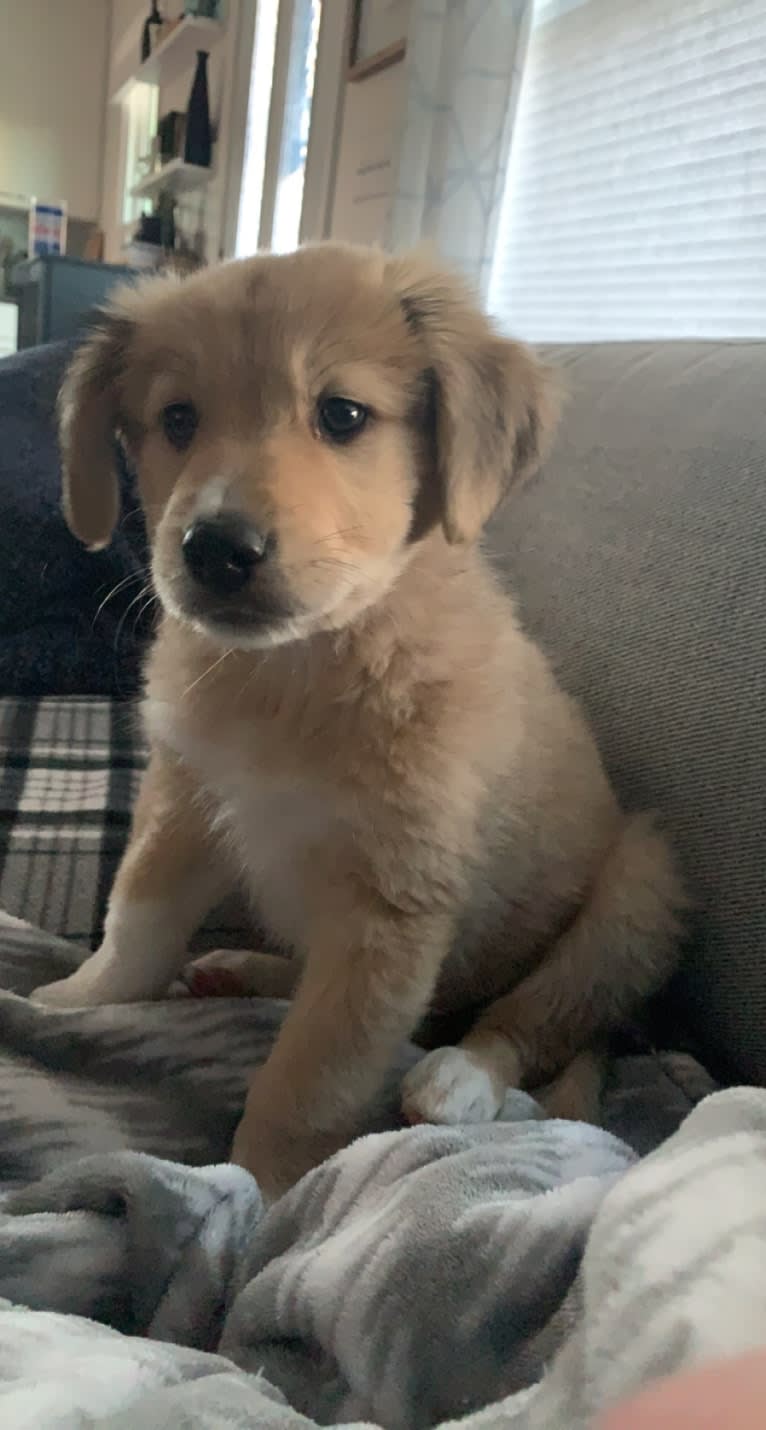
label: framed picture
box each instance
[28,199,68,258]
[348,0,409,82]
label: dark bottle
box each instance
[184,51,212,168]
[157,191,176,252]
[141,1,163,62]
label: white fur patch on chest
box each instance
[145,697,348,948]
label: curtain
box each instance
[489,0,766,341]
[387,0,532,295]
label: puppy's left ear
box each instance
[388,255,560,544]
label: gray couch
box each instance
[489,340,766,1084]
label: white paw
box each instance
[31,972,105,1009]
[402,1047,504,1126]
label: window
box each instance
[236,0,280,257]
[489,0,766,341]
[270,0,321,252]
[235,0,322,257]
[122,81,159,229]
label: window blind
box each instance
[489,0,766,340]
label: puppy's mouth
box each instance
[158,579,299,648]
[188,592,293,636]
[154,513,301,647]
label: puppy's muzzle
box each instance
[182,515,271,597]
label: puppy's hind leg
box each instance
[402,813,684,1126]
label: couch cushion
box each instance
[0,342,151,697]
[486,341,766,1083]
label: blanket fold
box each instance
[0,911,758,1430]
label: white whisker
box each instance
[182,647,235,700]
[93,569,147,626]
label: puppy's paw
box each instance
[183,948,296,1000]
[402,1047,504,1126]
[31,950,149,1007]
[183,949,255,998]
[31,971,105,1009]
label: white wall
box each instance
[107,0,155,100]
[0,0,110,219]
[330,62,405,247]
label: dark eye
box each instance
[162,401,198,450]
[317,396,369,443]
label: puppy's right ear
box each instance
[58,311,133,551]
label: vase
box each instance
[184,50,212,168]
[157,191,177,253]
[140,1,163,62]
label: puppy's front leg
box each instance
[231,910,450,1199]
[33,750,228,1007]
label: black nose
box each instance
[181,516,269,596]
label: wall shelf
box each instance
[131,157,212,200]
[112,15,221,103]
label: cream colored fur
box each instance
[34,244,684,1198]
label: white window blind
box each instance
[489,0,766,340]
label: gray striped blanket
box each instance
[0,911,761,1429]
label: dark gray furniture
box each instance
[12,255,134,348]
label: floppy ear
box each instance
[388,254,560,544]
[58,311,134,551]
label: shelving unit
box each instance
[131,157,212,200]
[109,10,225,264]
[112,15,222,103]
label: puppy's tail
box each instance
[466,812,687,1099]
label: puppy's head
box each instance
[60,244,557,648]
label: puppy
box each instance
[34,244,684,1198]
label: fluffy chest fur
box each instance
[144,682,355,951]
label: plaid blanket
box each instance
[0,699,142,945]
[0,697,248,950]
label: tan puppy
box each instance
[34,244,684,1198]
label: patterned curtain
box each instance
[387,0,532,295]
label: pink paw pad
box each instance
[185,967,246,998]
[402,1108,427,1126]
